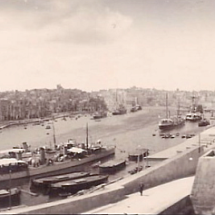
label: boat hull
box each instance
[99,160,126,174]
[0,188,21,208]
[50,175,108,195]
[31,172,90,188]
[159,120,185,130]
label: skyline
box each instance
[1,0,215,92]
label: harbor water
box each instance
[0,107,208,208]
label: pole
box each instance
[86,123,89,151]
[166,93,168,118]
[199,133,201,153]
[52,120,56,149]
[9,166,12,210]
[145,150,148,168]
[137,145,140,172]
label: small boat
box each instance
[92,112,107,120]
[99,159,126,174]
[128,166,143,175]
[162,134,171,139]
[45,125,51,129]
[31,171,90,188]
[0,188,21,206]
[50,174,108,195]
[128,149,149,162]
[170,134,176,138]
[186,112,202,121]
[198,118,210,127]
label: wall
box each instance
[159,195,195,215]
[13,145,203,214]
[119,145,204,195]
[191,149,215,215]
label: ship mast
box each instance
[166,93,169,118]
[86,123,89,151]
[52,119,56,149]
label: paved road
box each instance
[83,176,195,214]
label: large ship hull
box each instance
[159,120,185,130]
[50,174,109,195]
[0,148,115,189]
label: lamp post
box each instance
[8,164,12,210]
[198,133,201,153]
[137,145,141,172]
[52,118,56,150]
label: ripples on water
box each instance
[0,109,208,208]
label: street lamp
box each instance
[8,164,12,210]
[137,145,141,172]
[198,133,201,153]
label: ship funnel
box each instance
[39,147,46,164]
[22,142,29,152]
[16,151,22,160]
[63,146,67,155]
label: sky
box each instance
[1,0,215,92]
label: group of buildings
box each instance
[0,85,214,121]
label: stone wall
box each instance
[159,195,195,215]
[11,145,204,214]
[191,149,215,215]
[119,145,204,195]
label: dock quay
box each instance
[2,125,215,214]
[147,125,215,161]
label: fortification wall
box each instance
[119,145,204,195]
[11,145,203,214]
[191,149,215,215]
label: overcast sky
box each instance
[1,0,215,92]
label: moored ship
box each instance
[158,94,185,130]
[0,145,115,188]
[0,123,115,188]
[92,111,107,119]
[31,171,90,188]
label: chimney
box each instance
[39,147,46,164]
[63,146,67,155]
[16,151,22,160]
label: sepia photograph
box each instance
[0,0,214,214]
